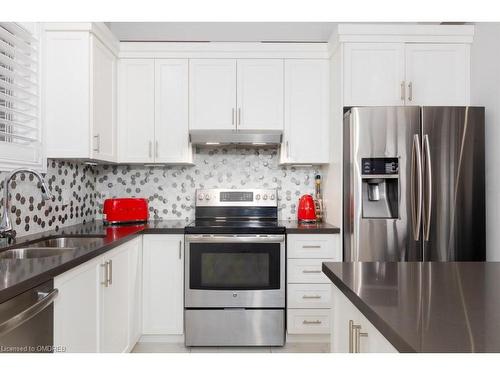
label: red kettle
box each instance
[297,194,317,223]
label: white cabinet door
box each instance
[100,245,130,353]
[155,59,191,163]
[54,257,101,353]
[44,31,90,158]
[344,43,405,106]
[91,35,117,162]
[127,237,142,349]
[118,59,155,162]
[189,59,237,130]
[331,285,398,353]
[282,59,329,164]
[405,43,470,105]
[236,59,283,131]
[142,235,184,335]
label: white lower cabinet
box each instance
[53,237,142,352]
[53,257,101,352]
[286,234,340,335]
[142,234,184,335]
[331,284,398,353]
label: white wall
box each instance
[470,23,500,261]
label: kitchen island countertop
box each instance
[323,261,500,353]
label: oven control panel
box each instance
[195,189,278,207]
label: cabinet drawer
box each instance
[288,284,332,309]
[288,234,340,259]
[287,309,331,334]
[288,258,332,283]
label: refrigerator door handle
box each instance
[423,134,432,242]
[411,134,423,241]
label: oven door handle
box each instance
[185,234,285,243]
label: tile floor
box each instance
[132,342,330,353]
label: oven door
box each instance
[185,234,285,308]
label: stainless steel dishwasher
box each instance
[0,280,58,353]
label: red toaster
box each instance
[103,198,149,224]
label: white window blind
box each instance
[0,22,41,170]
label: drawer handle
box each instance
[302,245,321,249]
[302,270,321,274]
[302,295,322,299]
[303,320,322,325]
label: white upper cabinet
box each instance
[117,59,191,164]
[343,43,406,106]
[118,59,155,163]
[91,36,116,161]
[236,59,284,130]
[189,59,237,130]
[404,43,469,105]
[281,59,329,164]
[155,59,191,163]
[44,24,118,162]
[343,42,470,106]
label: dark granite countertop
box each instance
[0,220,188,304]
[323,261,500,353]
[279,220,340,234]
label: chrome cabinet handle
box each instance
[302,245,321,249]
[423,134,432,243]
[286,141,290,159]
[93,134,100,153]
[148,141,153,159]
[155,140,159,159]
[411,134,423,241]
[108,259,113,286]
[302,295,321,299]
[238,108,241,126]
[178,240,182,260]
[408,82,413,101]
[302,270,321,274]
[232,108,235,126]
[302,320,322,325]
[0,289,59,337]
[101,262,109,287]
[349,320,368,353]
[400,81,406,102]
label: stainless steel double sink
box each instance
[0,236,106,260]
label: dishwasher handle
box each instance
[0,288,58,337]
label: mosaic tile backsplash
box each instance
[0,160,98,237]
[95,147,321,222]
[0,147,321,237]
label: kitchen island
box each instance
[323,262,500,353]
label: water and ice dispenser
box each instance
[361,158,399,219]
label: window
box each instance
[0,22,42,170]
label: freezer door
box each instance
[421,107,485,261]
[343,106,422,261]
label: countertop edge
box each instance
[322,263,417,353]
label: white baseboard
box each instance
[139,334,184,343]
[286,333,330,343]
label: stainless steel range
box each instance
[184,188,285,347]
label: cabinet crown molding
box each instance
[328,23,475,53]
[119,41,329,59]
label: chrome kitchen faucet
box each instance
[0,168,53,240]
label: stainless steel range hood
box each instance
[189,129,282,145]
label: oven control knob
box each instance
[270,194,275,200]
[256,194,261,200]
[263,194,268,200]
[232,293,238,298]
[205,194,210,200]
[198,194,204,200]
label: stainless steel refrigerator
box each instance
[343,106,485,262]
